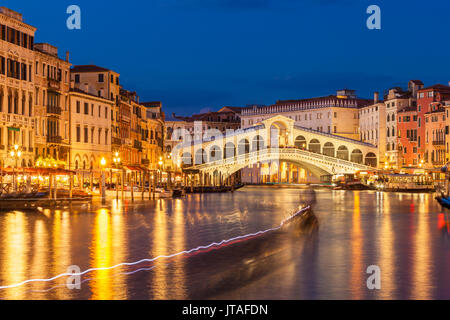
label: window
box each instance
[84,103,89,115]
[98,74,104,83]
[76,126,81,142]
[84,127,88,143]
[76,101,81,113]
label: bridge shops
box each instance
[243,161,312,184]
[176,115,379,186]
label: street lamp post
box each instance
[10,144,22,193]
[113,152,121,200]
[158,156,164,187]
[100,157,106,204]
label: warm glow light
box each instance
[100,157,106,166]
[14,144,19,151]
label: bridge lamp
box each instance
[100,157,107,167]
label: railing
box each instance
[294,125,376,148]
[187,147,374,170]
[141,159,150,165]
[46,106,62,115]
[112,137,122,145]
[48,79,61,90]
[432,141,445,146]
[47,135,62,144]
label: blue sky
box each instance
[5,0,450,115]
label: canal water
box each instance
[0,186,449,300]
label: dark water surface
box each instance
[0,186,449,300]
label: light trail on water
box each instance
[0,205,310,290]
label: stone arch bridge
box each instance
[173,115,378,180]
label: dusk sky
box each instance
[6,0,450,115]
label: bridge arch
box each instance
[224,142,236,159]
[195,149,207,164]
[323,142,335,157]
[365,152,377,167]
[209,145,222,162]
[337,146,349,161]
[295,135,307,149]
[309,139,321,154]
[350,149,363,164]
[238,138,250,155]
[252,135,264,152]
[182,152,193,166]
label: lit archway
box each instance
[350,149,363,164]
[323,142,335,157]
[337,146,349,161]
[294,135,307,149]
[309,139,321,154]
[365,152,377,167]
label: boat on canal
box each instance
[371,173,435,193]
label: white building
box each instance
[68,87,113,170]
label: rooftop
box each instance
[71,65,111,73]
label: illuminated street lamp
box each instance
[158,156,164,185]
[113,152,121,167]
[10,144,22,192]
[100,157,106,203]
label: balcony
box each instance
[47,106,62,115]
[141,159,150,166]
[48,79,61,90]
[47,135,63,144]
[432,141,445,149]
[112,137,122,145]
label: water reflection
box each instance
[0,188,448,299]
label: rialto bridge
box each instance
[173,115,378,184]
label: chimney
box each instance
[374,92,379,104]
[65,51,70,63]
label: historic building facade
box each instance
[33,43,71,167]
[241,90,371,140]
[0,7,36,168]
[68,87,113,170]
[358,92,387,166]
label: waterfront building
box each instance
[424,103,446,167]
[384,84,419,169]
[0,7,36,168]
[397,106,419,167]
[164,107,242,155]
[417,84,450,166]
[358,92,387,166]
[70,65,121,158]
[67,86,113,170]
[240,90,371,183]
[241,90,371,140]
[33,43,71,167]
[142,101,164,170]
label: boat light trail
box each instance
[0,205,310,290]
